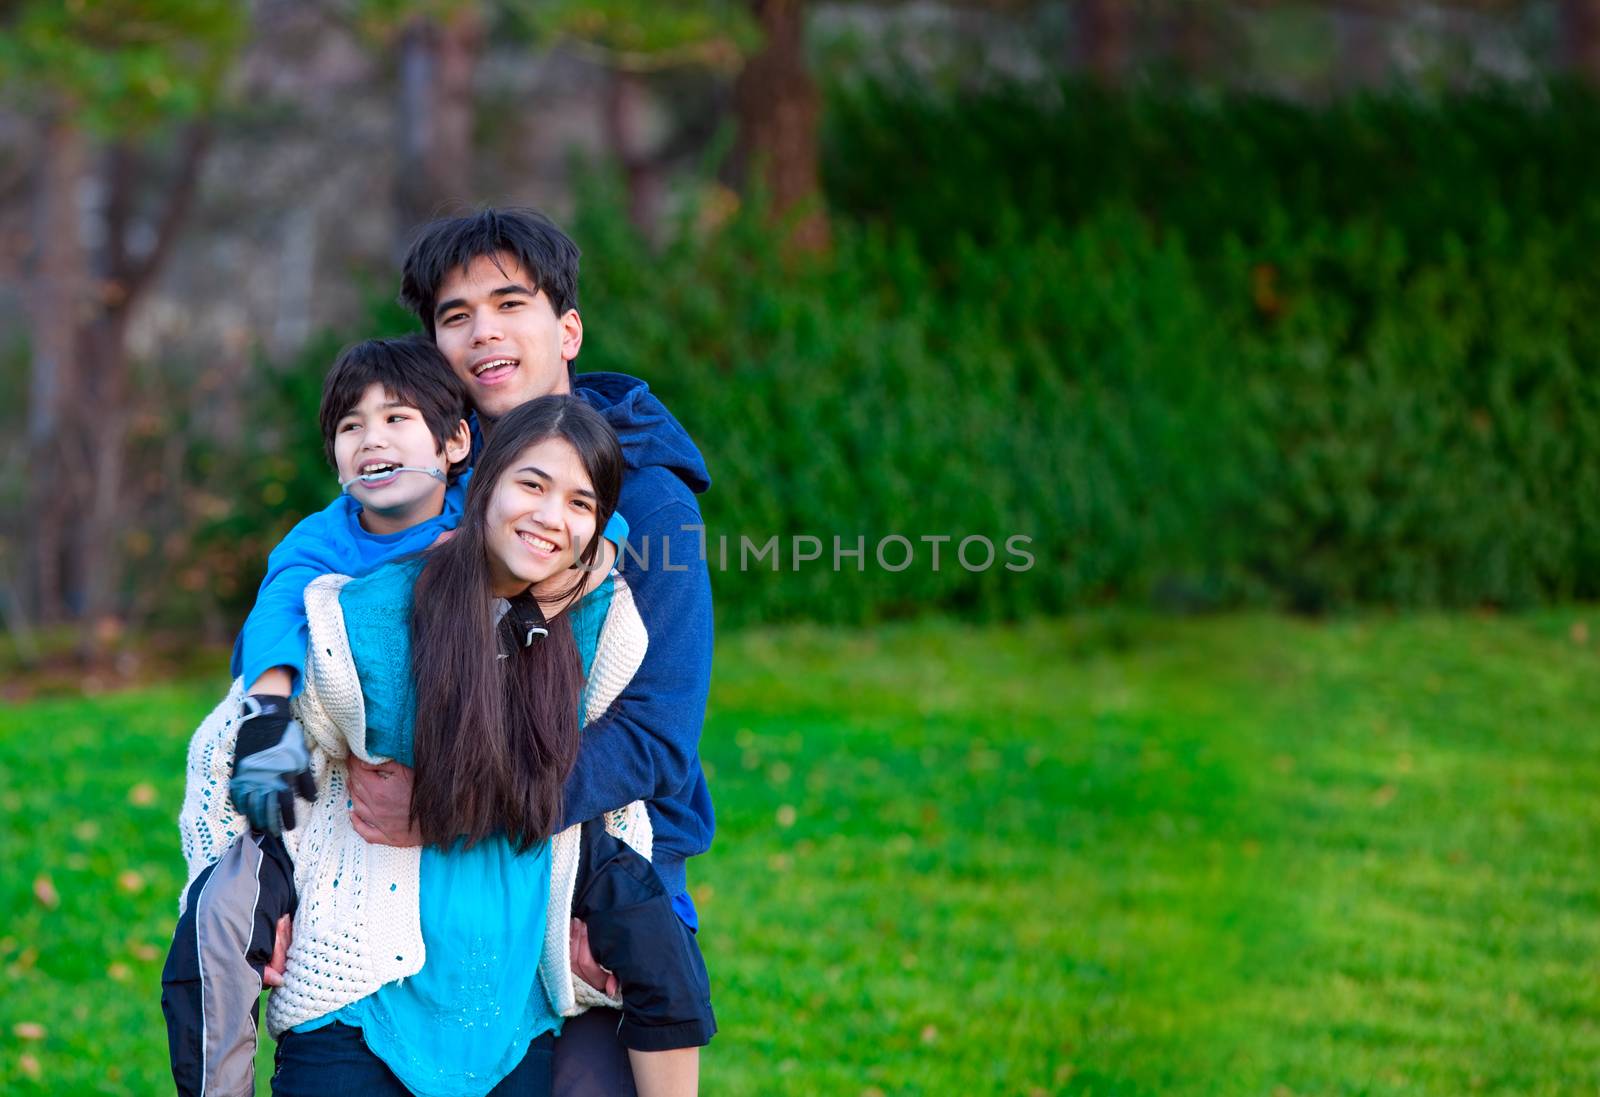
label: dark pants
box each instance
[272,1022,554,1096]
[552,1009,635,1097]
[573,818,716,1052]
[162,831,297,1097]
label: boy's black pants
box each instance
[161,831,296,1097]
[573,817,716,1051]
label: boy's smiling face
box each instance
[334,382,470,535]
[431,252,582,420]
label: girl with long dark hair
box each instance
[180,395,682,1097]
[271,394,626,1097]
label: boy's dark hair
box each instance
[398,207,581,338]
[318,336,471,481]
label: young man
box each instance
[306,209,717,1095]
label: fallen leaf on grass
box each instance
[132,942,159,962]
[128,783,157,806]
[107,962,131,982]
[920,1024,938,1045]
[73,820,99,842]
[117,870,145,894]
[18,1054,40,1079]
[775,804,796,828]
[13,1022,45,1040]
[1372,783,1398,808]
[33,876,58,910]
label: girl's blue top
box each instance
[292,558,617,1097]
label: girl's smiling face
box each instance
[484,436,600,599]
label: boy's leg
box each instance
[552,1009,636,1097]
[571,819,717,1054]
[162,832,296,1097]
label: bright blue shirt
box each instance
[293,560,620,1097]
[229,472,626,696]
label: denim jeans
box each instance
[272,1021,554,1096]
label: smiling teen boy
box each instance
[334,209,718,1095]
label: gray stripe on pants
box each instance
[195,835,266,1097]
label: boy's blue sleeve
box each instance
[602,509,628,551]
[229,509,343,695]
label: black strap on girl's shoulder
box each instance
[497,591,549,654]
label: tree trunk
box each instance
[395,5,482,257]
[1333,3,1387,92]
[1166,3,1215,82]
[74,309,131,653]
[1564,0,1600,83]
[732,0,829,253]
[68,125,210,662]
[26,113,92,625]
[1074,0,1131,87]
[604,69,662,234]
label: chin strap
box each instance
[338,465,447,493]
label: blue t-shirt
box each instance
[294,561,619,1097]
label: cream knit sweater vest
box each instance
[177,571,651,1037]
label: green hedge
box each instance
[824,79,1600,269]
[214,86,1600,625]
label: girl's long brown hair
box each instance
[408,395,623,851]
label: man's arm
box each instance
[560,499,712,827]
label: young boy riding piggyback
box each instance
[164,210,719,1097]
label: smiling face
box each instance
[333,382,471,534]
[431,252,582,421]
[484,436,601,599]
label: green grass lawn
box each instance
[3,612,1599,1095]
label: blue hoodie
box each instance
[566,372,716,921]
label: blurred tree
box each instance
[361,0,486,257]
[1333,1,1388,89]
[1163,1,1220,80]
[1564,0,1600,82]
[732,0,830,251]
[0,0,243,654]
[1074,0,1131,85]
[515,0,755,232]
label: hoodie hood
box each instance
[574,371,711,495]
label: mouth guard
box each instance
[339,465,447,493]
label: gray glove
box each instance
[229,694,315,835]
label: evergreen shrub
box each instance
[222,85,1600,624]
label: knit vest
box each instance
[176,568,650,1036]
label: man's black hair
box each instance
[319,335,472,482]
[398,207,581,337]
